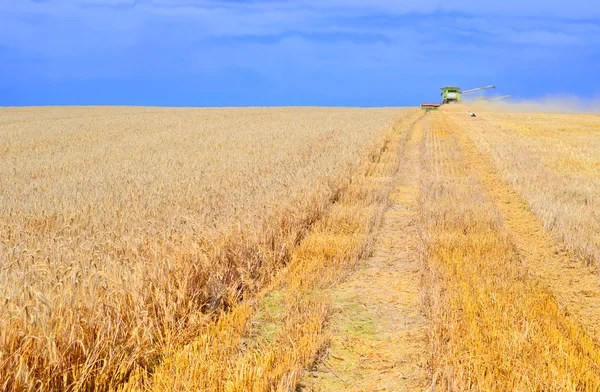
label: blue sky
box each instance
[1,0,599,106]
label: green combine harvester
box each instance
[421,85,499,112]
[440,85,496,104]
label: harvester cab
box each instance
[440,86,461,104]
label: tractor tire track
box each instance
[300,116,429,391]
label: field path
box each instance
[300,118,429,391]
[447,112,600,341]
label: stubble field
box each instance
[2,105,600,391]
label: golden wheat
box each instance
[4,105,600,391]
[0,106,410,390]
[447,109,600,267]
[117,111,424,392]
[422,110,600,390]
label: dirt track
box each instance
[301,117,429,391]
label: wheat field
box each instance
[2,105,600,390]
[0,107,410,390]
[422,110,600,390]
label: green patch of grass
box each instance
[342,306,376,337]
[252,290,284,343]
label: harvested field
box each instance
[421,111,600,390]
[2,105,600,391]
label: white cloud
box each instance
[504,30,579,45]
[1,0,599,84]
[152,0,599,19]
[7,0,600,18]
